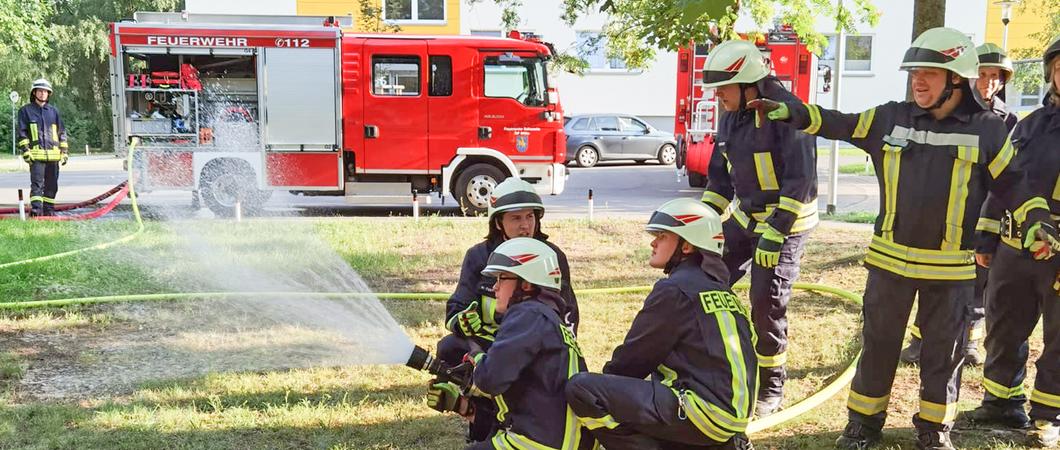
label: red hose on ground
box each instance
[0,182,128,215]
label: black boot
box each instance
[900,337,922,364]
[915,430,955,450]
[755,395,783,418]
[964,402,1031,429]
[835,421,882,449]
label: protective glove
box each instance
[746,99,790,122]
[1024,222,1060,261]
[21,151,31,164]
[754,227,785,269]
[60,153,68,166]
[427,381,461,413]
[449,301,483,337]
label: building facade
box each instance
[184,0,462,35]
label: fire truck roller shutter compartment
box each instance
[261,47,342,189]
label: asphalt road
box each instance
[0,157,880,219]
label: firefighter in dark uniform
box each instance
[17,79,70,217]
[434,177,579,442]
[427,237,594,450]
[964,35,1060,448]
[565,198,757,450]
[748,27,1058,450]
[900,42,1020,366]
[697,39,818,417]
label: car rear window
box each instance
[571,118,589,130]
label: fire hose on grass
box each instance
[0,181,129,218]
[0,137,864,434]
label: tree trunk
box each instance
[907,0,947,99]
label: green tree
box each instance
[1007,0,1060,103]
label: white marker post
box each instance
[588,189,594,222]
[412,192,420,221]
[234,201,243,222]
[17,189,25,221]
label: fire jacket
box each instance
[602,257,758,442]
[978,97,1060,254]
[17,102,69,162]
[447,237,579,337]
[974,95,1021,253]
[471,290,591,450]
[781,97,1050,281]
[702,76,819,236]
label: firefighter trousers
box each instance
[29,161,60,216]
[722,220,807,399]
[437,333,500,442]
[981,244,1060,426]
[848,268,971,433]
[910,264,987,344]
[565,373,732,450]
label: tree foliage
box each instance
[1006,0,1060,104]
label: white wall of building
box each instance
[186,0,297,15]
[461,1,678,132]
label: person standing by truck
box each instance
[18,79,70,217]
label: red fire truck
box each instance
[674,26,824,187]
[109,12,567,216]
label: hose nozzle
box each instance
[406,345,435,372]
[404,344,471,387]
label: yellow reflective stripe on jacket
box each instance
[495,394,510,423]
[1052,174,1060,201]
[852,108,876,139]
[1013,197,1049,224]
[880,144,901,240]
[559,345,583,450]
[776,196,813,216]
[60,141,69,149]
[988,137,1015,179]
[983,376,1025,399]
[976,217,1001,234]
[658,364,678,387]
[847,390,890,416]
[579,414,619,430]
[493,430,555,450]
[715,311,752,429]
[17,138,29,148]
[865,249,976,280]
[910,324,922,339]
[1001,234,1023,250]
[701,190,731,213]
[740,203,818,235]
[680,390,735,442]
[756,351,787,368]
[1031,389,1060,408]
[51,124,59,142]
[752,152,780,191]
[869,236,974,265]
[942,146,977,251]
[919,399,958,424]
[29,123,38,141]
[803,103,822,134]
[866,237,976,281]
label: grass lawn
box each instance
[839,162,876,176]
[816,146,863,158]
[824,211,878,224]
[0,218,1047,449]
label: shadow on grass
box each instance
[752,424,1035,450]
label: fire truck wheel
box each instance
[657,144,677,166]
[200,160,268,217]
[688,171,708,188]
[455,163,506,216]
[575,146,599,168]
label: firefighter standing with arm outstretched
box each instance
[748,28,1058,450]
[697,39,818,417]
[18,79,70,217]
[963,35,1060,449]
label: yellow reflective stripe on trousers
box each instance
[803,103,823,134]
[1031,389,1060,408]
[847,390,890,416]
[757,351,787,368]
[702,190,731,213]
[919,400,958,424]
[942,146,976,251]
[880,145,901,240]
[988,136,1015,179]
[715,311,752,429]
[852,108,876,139]
[753,152,780,191]
[976,217,1001,234]
[1013,197,1049,224]
[983,376,1025,399]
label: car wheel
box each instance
[688,171,707,188]
[454,163,506,216]
[576,146,599,168]
[200,159,268,217]
[658,144,677,165]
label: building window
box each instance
[576,31,627,70]
[820,34,873,72]
[384,0,445,23]
[1018,82,1044,107]
[373,56,421,96]
[429,55,452,96]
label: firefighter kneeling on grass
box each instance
[428,237,595,450]
[748,27,1058,450]
[18,78,70,217]
[434,177,579,443]
[565,198,757,450]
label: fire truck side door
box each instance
[362,39,429,171]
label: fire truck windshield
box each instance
[484,56,548,107]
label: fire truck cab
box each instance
[674,26,821,187]
[109,12,567,216]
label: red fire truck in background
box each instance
[109,12,567,216]
[674,26,824,187]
